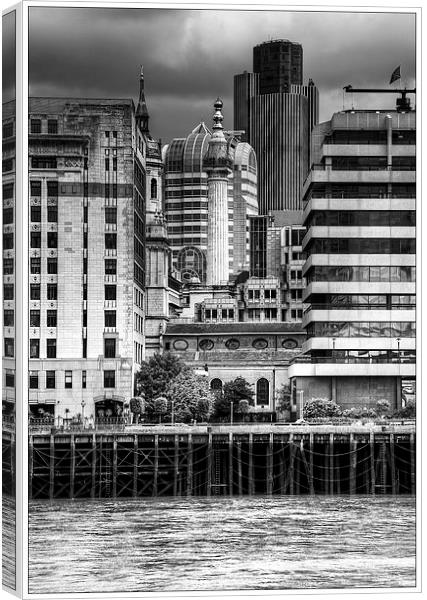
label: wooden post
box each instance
[349,433,357,496]
[248,433,254,495]
[186,434,193,496]
[237,441,243,496]
[174,435,179,496]
[329,433,334,495]
[228,432,233,496]
[153,435,159,497]
[410,433,415,495]
[308,433,314,495]
[28,435,34,500]
[133,435,138,497]
[206,431,212,497]
[112,437,117,498]
[70,435,75,499]
[266,433,273,495]
[49,435,55,500]
[370,431,376,495]
[389,433,396,495]
[91,434,96,499]
[289,434,295,495]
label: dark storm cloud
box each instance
[28,7,416,142]
[2,10,16,102]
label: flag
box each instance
[389,66,401,85]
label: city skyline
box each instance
[20,7,416,143]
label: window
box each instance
[31,157,57,169]
[4,284,14,300]
[3,233,13,249]
[46,310,57,327]
[105,207,117,224]
[105,158,110,171]
[5,370,15,387]
[83,310,87,327]
[30,284,40,300]
[84,206,88,223]
[105,131,110,138]
[105,285,116,300]
[105,259,117,275]
[83,284,87,300]
[82,337,87,358]
[151,178,158,199]
[30,310,40,327]
[210,378,223,396]
[46,371,56,389]
[31,232,41,248]
[113,157,117,171]
[105,183,110,199]
[30,181,41,196]
[47,120,58,134]
[30,119,42,134]
[112,131,117,139]
[29,339,39,358]
[3,207,13,224]
[46,339,57,358]
[5,338,14,357]
[104,338,116,358]
[3,182,14,199]
[256,378,270,406]
[29,371,39,389]
[3,310,14,326]
[30,257,41,274]
[2,159,13,172]
[104,370,115,388]
[104,310,116,327]
[83,258,88,274]
[3,123,13,137]
[47,284,57,300]
[47,205,58,222]
[105,233,117,249]
[47,232,58,248]
[3,258,13,275]
[65,371,72,388]
[47,258,58,274]
[30,205,41,222]
[82,371,87,389]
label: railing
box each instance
[290,355,416,365]
[303,303,416,313]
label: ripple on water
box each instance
[28,495,416,594]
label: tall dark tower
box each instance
[234,39,318,214]
[253,39,303,94]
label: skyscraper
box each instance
[234,39,319,214]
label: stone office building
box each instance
[22,93,149,422]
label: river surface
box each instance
[29,495,416,594]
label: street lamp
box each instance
[396,337,401,363]
[81,399,86,428]
[171,399,175,426]
[230,401,234,425]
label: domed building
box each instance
[162,110,258,284]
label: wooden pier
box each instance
[3,424,416,500]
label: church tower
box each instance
[137,68,171,357]
[203,98,233,286]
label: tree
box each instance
[393,398,415,419]
[303,398,342,420]
[376,399,391,418]
[153,396,168,423]
[167,371,214,423]
[130,396,145,424]
[135,352,186,401]
[214,377,254,419]
[275,384,292,420]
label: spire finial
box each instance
[140,64,144,79]
[212,98,224,131]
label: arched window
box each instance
[256,378,269,406]
[210,378,223,397]
[151,178,157,199]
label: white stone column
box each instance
[207,174,229,286]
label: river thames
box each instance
[28,495,416,594]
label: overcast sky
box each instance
[23,7,417,143]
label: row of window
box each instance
[247,289,277,301]
[210,377,270,406]
[307,238,415,255]
[30,119,58,134]
[30,231,58,248]
[30,205,58,222]
[306,210,416,228]
[309,294,416,308]
[26,369,116,389]
[306,265,416,284]
[30,180,58,197]
[306,321,416,338]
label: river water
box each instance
[29,495,416,594]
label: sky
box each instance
[9,6,418,143]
